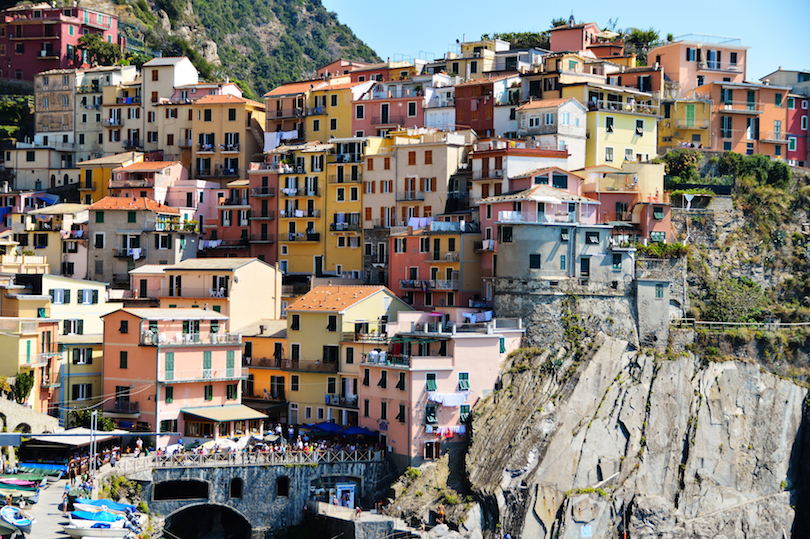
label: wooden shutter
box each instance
[92,290,99,304]
[77,320,84,335]
[64,289,70,304]
[86,348,92,364]
[419,178,425,192]
[72,348,79,364]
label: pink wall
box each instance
[787,98,809,166]
[549,23,601,52]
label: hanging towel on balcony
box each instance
[428,392,469,407]
[131,248,141,260]
[280,130,297,140]
[264,132,281,152]
[295,209,304,217]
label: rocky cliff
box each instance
[463,332,805,538]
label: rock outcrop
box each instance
[465,334,806,538]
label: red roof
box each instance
[113,161,181,172]
[88,197,180,214]
[516,98,577,111]
[194,94,264,108]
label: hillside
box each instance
[41,0,381,97]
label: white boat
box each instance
[69,514,126,528]
[62,524,132,538]
[0,505,35,534]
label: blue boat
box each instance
[70,510,121,522]
[74,498,136,515]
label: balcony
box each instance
[334,153,362,164]
[279,187,320,197]
[362,352,410,367]
[37,50,59,60]
[220,144,240,153]
[197,166,241,179]
[424,251,460,262]
[425,97,455,109]
[720,101,764,114]
[674,118,710,129]
[250,211,276,220]
[273,108,305,119]
[41,376,60,389]
[249,234,276,243]
[104,401,139,415]
[250,187,276,197]
[219,197,250,207]
[472,169,504,181]
[341,331,388,343]
[178,139,192,148]
[123,139,143,150]
[307,106,327,115]
[330,222,361,232]
[113,247,146,258]
[201,238,249,248]
[399,279,459,290]
[141,332,242,346]
[326,394,358,409]
[116,97,141,105]
[372,115,406,126]
[396,191,425,202]
[280,209,319,218]
[498,210,577,224]
[165,286,230,298]
[760,131,789,144]
[281,232,321,242]
[109,178,153,189]
[588,99,660,116]
[328,174,362,184]
[160,367,248,383]
[198,144,216,153]
[697,60,743,73]
[103,118,122,127]
[280,359,338,373]
[473,239,496,252]
[244,385,286,401]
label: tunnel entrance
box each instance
[166,504,251,539]
[154,480,209,500]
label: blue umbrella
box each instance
[340,425,377,437]
[311,421,342,433]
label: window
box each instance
[396,372,406,391]
[228,108,236,121]
[73,383,92,401]
[350,186,359,201]
[544,113,554,125]
[605,116,614,133]
[612,253,623,271]
[93,233,105,249]
[470,61,478,74]
[426,373,437,392]
[95,211,104,223]
[802,116,808,131]
[337,187,345,201]
[408,102,417,117]
[119,351,128,369]
[552,173,568,190]
[363,399,370,417]
[290,314,300,330]
[384,157,391,170]
[747,143,754,155]
[378,370,387,389]
[729,52,738,66]
[655,283,664,299]
[424,150,432,165]
[635,119,644,135]
[605,147,614,162]
[346,347,354,364]
[458,372,469,391]
[425,404,437,424]
[501,226,513,243]
[151,69,159,81]
[330,118,337,130]
[363,368,370,387]
[721,116,732,138]
[586,231,600,244]
[227,384,238,400]
[204,109,212,121]
[380,401,387,420]
[327,315,337,332]
[625,148,634,161]
[460,404,471,422]
[529,254,541,269]
[330,94,338,107]
[397,404,406,424]
[650,231,666,243]
[204,384,213,401]
[394,237,407,253]
[560,111,570,125]
[165,386,173,403]
[653,206,664,220]
[789,137,797,151]
[775,93,783,107]
[560,255,566,270]
[119,320,128,333]
[291,375,299,391]
[313,119,320,132]
[127,211,137,223]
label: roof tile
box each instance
[88,197,179,214]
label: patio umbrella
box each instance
[339,426,377,437]
[311,421,342,433]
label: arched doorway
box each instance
[13,423,31,434]
[165,504,251,539]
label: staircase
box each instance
[250,117,264,149]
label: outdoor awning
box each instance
[181,405,267,423]
[529,195,562,204]
[24,428,129,448]
[608,221,635,227]
[35,194,59,204]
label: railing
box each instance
[178,139,192,148]
[140,332,242,346]
[760,131,789,143]
[372,114,406,125]
[472,169,504,180]
[249,234,276,243]
[198,144,216,152]
[362,353,410,367]
[280,359,338,373]
[389,226,409,235]
[250,211,276,220]
[425,98,454,109]
[326,394,359,409]
[279,187,320,197]
[123,139,142,150]
[273,108,305,119]
[720,100,764,113]
[341,332,388,343]
[600,210,634,222]
[333,153,362,164]
[41,376,60,388]
[281,233,321,242]
[697,60,743,72]
[282,284,310,296]
[143,450,384,469]
[219,198,250,206]
[424,251,460,262]
[328,174,362,184]
[670,318,810,331]
[160,367,248,383]
[250,187,276,197]
[498,211,577,224]
[109,179,153,189]
[0,319,39,334]
[220,144,240,152]
[164,286,230,298]
[113,247,146,258]
[396,191,425,201]
[105,401,139,414]
[399,279,459,290]
[588,99,659,115]
[473,240,496,252]
[674,118,710,129]
[307,106,327,115]
[103,118,122,127]
[116,97,141,105]
[279,209,319,218]
[330,222,361,232]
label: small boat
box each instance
[0,478,37,488]
[74,497,136,515]
[70,510,122,522]
[69,514,125,528]
[0,488,40,505]
[0,505,35,534]
[62,524,132,538]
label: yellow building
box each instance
[77,152,143,204]
[562,83,660,167]
[285,285,412,426]
[60,335,104,427]
[190,94,266,186]
[275,142,331,275]
[306,80,371,143]
[239,319,288,424]
[658,97,713,153]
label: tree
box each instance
[550,17,569,28]
[13,371,34,404]
[704,276,766,323]
[78,34,122,66]
[69,409,117,431]
[623,27,661,65]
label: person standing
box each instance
[68,465,76,486]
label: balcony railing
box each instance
[250,211,276,220]
[330,222,361,232]
[165,286,230,298]
[697,60,743,72]
[399,279,459,290]
[280,209,319,218]
[249,234,276,243]
[279,187,320,197]
[362,352,410,367]
[160,367,248,383]
[273,108,305,119]
[588,99,659,115]
[197,166,240,178]
[472,169,504,180]
[674,118,710,129]
[424,251,460,262]
[372,115,406,125]
[219,197,250,206]
[178,139,192,148]
[123,139,143,150]
[425,98,455,109]
[281,359,338,373]
[326,394,358,409]
[396,191,425,201]
[307,106,327,115]
[328,174,362,184]
[116,97,141,105]
[113,247,146,258]
[473,240,496,252]
[220,144,240,152]
[250,187,276,197]
[334,153,362,164]
[103,118,122,127]
[141,332,242,346]
[498,211,577,224]
[244,385,286,400]
[760,131,789,143]
[198,144,216,152]
[720,101,764,114]
[105,401,139,414]
[281,232,321,242]
[109,178,153,189]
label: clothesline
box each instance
[428,392,469,407]
[425,425,466,437]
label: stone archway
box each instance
[13,423,31,434]
[165,503,251,539]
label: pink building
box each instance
[649,35,747,96]
[786,93,809,167]
[0,3,119,81]
[352,79,426,138]
[109,161,188,202]
[548,21,603,53]
[357,309,523,469]
[101,308,263,446]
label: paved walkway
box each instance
[25,477,70,538]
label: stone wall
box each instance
[0,396,60,434]
[143,460,390,539]
[362,228,389,285]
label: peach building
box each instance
[101,308,263,446]
[357,309,523,469]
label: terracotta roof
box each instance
[194,94,264,108]
[288,285,386,313]
[516,97,576,111]
[548,22,600,32]
[478,183,597,205]
[265,80,326,97]
[88,197,179,214]
[455,74,518,87]
[113,161,181,173]
[314,81,363,91]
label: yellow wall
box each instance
[658,99,713,151]
[307,86,355,143]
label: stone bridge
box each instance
[0,396,60,435]
[118,451,393,539]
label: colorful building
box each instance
[16,203,88,278]
[658,97,713,152]
[785,93,808,167]
[515,97,588,169]
[238,319,287,425]
[306,80,371,143]
[77,152,144,204]
[454,75,521,138]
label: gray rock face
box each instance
[466,335,805,539]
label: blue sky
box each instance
[321,0,809,82]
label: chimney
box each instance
[259,325,266,334]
